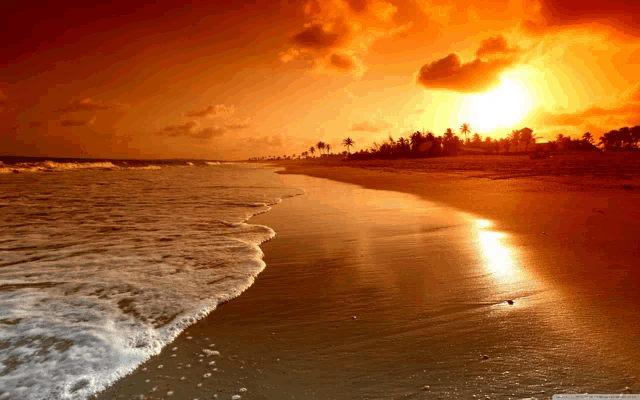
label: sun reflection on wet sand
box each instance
[470,219,526,284]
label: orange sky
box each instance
[2,0,640,159]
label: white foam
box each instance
[0,164,304,400]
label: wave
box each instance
[0,161,119,174]
[0,164,303,400]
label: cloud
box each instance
[247,133,286,148]
[56,98,114,113]
[183,104,235,118]
[190,127,226,139]
[476,35,520,58]
[225,119,251,131]
[329,53,356,70]
[533,103,640,128]
[350,120,392,132]
[631,84,640,102]
[60,115,97,127]
[29,121,43,128]
[524,0,640,36]
[161,121,200,137]
[283,0,409,76]
[279,48,301,63]
[416,53,516,93]
[290,23,347,50]
[159,118,245,140]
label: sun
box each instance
[465,71,535,133]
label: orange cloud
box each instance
[60,116,97,127]
[476,35,520,58]
[350,120,392,132]
[417,53,516,93]
[279,48,300,63]
[533,103,640,128]
[291,23,348,50]
[56,98,113,113]
[160,118,246,140]
[247,133,287,148]
[329,53,356,70]
[191,127,227,139]
[525,0,640,36]
[184,104,235,118]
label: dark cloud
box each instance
[161,121,200,137]
[225,121,250,131]
[160,120,234,140]
[61,116,96,127]
[527,0,640,36]
[184,104,234,118]
[290,23,347,50]
[346,0,367,13]
[29,121,43,128]
[350,120,391,132]
[476,35,519,58]
[329,53,356,70]
[56,98,113,113]
[416,53,515,93]
[191,127,226,139]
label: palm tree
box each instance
[444,128,454,141]
[460,123,471,140]
[519,127,535,152]
[342,137,355,154]
[410,131,423,152]
[326,143,331,154]
[309,147,315,157]
[582,132,594,145]
[316,141,325,155]
[509,129,521,152]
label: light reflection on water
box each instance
[470,218,524,285]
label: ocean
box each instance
[0,159,302,400]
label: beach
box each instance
[95,154,640,400]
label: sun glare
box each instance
[464,72,534,133]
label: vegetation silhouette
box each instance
[342,137,355,154]
[248,124,639,161]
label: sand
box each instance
[94,154,640,399]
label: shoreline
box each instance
[94,161,640,399]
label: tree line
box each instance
[248,124,640,161]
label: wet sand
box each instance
[95,159,640,400]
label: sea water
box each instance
[0,160,302,400]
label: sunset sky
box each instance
[2,0,640,160]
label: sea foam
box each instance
[0,163,301,399]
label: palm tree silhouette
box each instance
[316,141,325,155]
[309,147,315,157]
[342,137,355,154]
[509,129,521,152]
[519,128,535,152]
[326,143,331,154]
[460,123,471,141]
